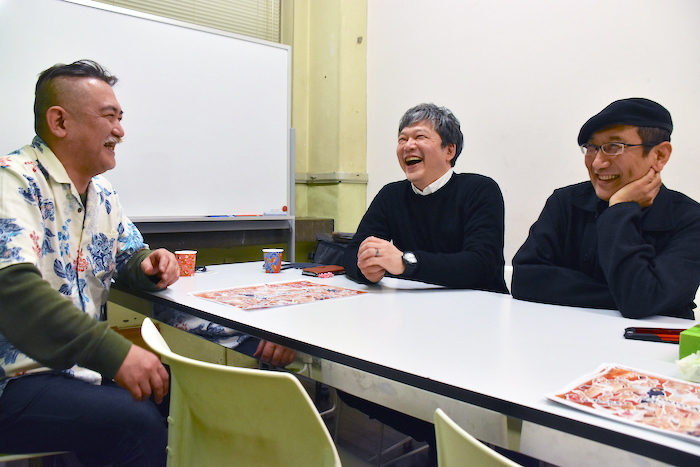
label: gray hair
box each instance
[398,103,464,166]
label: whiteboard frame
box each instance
[1,0,293,223]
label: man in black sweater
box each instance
[340,103,508,461]
[344,103,507,293]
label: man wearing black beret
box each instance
[512,97,700,319]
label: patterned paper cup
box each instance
[175,250,197,276]
[262,248,284,273]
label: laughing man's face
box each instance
[396,120,455,191]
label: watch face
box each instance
[404,252,417,264]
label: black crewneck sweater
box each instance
[344,173,508,292]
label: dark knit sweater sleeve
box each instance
[597,201,700,319]
[0,263,131,379]
[512,189,616,309]
[114,248,163,291]
[343,186,393,285]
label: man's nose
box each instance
[591,151,610,169]
[113,120,125,138]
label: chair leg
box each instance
[369,431,425,467]
[376,423,385,466]
[318,385,338,419]
[332,394,343,440]
[379,444,429,467]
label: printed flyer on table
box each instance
[549,364,700,443]
[191,280,366,310]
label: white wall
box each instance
[366,0,700,265]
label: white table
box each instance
[109,262,700,465]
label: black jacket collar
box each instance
[571,182,675,231]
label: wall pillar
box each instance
[283,0,368,233]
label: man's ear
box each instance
[45,106,68,138]
[445,143,456,164]
[650,141,672,172]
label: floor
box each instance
[322,392,435,467]
[310,383,545,467]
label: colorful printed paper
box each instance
[549,364,700,443]
[191,280,366,310]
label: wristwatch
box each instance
[402,251,418,275]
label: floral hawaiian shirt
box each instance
[0,136,146,390]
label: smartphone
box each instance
[624,327,684,344]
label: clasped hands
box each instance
[357,236,406,283]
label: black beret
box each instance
[577,98,673,145]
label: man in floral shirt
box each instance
[0,60,179,465]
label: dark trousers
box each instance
[234,335,261,358]
[0,372,167,466]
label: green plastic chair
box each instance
[141,318,341,467]
[434,409,520,467]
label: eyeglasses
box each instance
[580,142,657,157]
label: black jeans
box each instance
[0,372,167,466]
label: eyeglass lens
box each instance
[581,143,625,156]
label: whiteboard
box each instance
[0,0,291,219]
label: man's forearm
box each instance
[597,203,699,318]
[0,263,131,378]
[114,248,162,290]
[512,262,616,309]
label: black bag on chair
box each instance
[310,233,351,266]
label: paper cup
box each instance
[175,250,197,276]
[263,248,284,273]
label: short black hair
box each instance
[34,60,118,135]
[398,103,464,167]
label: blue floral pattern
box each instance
[153,304,249,349]
[0,338,20,366]
[42,227,55,255]
[0,219,23,261]
[0,137,147,387]
[87,233,115,273]
[115,222,146,274]
[18,175,55,223]
[95,185,113,215]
